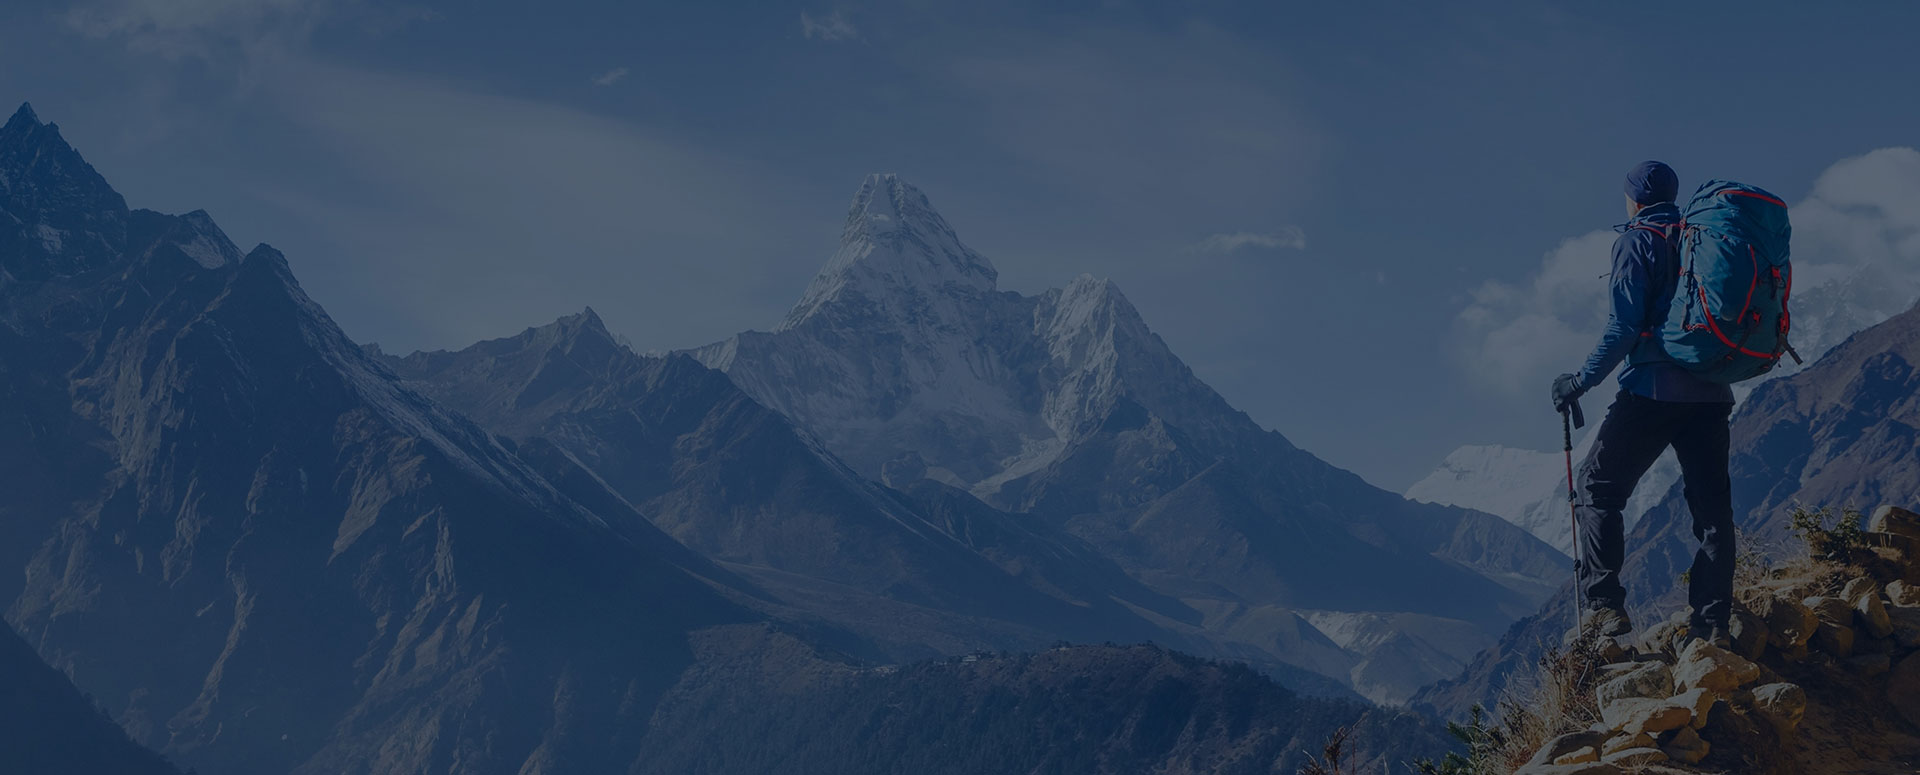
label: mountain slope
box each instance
[1406,441,1675,557]
[0,620,181,775]
[0,102,753,775]
[691,173,1567,703]
[378,309,1212,662]
[636,625,1451,775]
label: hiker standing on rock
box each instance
[1551,161,1746,648]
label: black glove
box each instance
[1551,373,1586,413]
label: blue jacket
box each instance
[1575,201,1735,404]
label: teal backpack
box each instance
[1649,180,1798,383]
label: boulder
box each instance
[1846,580,1895,639]
[1660,725,1711,765]
[1856,633,1897,654]
[1639,613,1689,655]
[1869,505,1920,541]
[1806,595,1852,625]
[1600,697,1691,737]
[1892,653,1920,729]
[1674,638,1762,692]
[1751,682,1807,735]
[1552,746,1600,765]
[1699,699,1768,758]
[1602,732,1653,756]
[1600,746,1668,766]
[1760,595,1818,650]
[1729,606,1769,661]
[1849,653,1892,678]
[1669,687,1718,728]
[1524,731,1612,769]
[1593,662,1672,708]
[1890,605,1920,649]
[1812,620,1856,658]
[1887,580,1920,607]
[1513,763,1623,775]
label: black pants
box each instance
[1573,391,1735,628]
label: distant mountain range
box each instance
[375,307,1217,668]
[0,101,1468,772]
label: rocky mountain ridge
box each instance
[1,101,759,774]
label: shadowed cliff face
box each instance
[1418,300,1920,719]
[0,102,753,775]
[0,619,181,775]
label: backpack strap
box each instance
[1628,220,1679,242]
[1625,218,1685,353]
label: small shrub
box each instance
[1789,505,1867,561]
[1410,705,1490,774]
[1298,725,1352,775]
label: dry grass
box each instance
[1733,506,1863,611]
[1483,628,1611,773]
[1412,622,1615,775]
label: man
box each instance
[1551,160,1736,647]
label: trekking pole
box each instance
[1562,403,1584,615]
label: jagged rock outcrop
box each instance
[1505,522,1920,774]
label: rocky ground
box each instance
[1511,505,1920,774]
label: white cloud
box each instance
[800,11,858,42]
[591,67,630,87]
[1777,147,1920,361]
[256,61,814,352]
[947,26,1321,224]
[1188,228,1306,254]
[1455,147,1920,395]
[1455,230,1615,394]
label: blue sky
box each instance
[5,0,1918,488]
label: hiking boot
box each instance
[1689,623,1733,650]
[1567,606,1633,647]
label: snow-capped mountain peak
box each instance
[782,174,997,331]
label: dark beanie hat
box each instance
[1625,160,1679,205]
